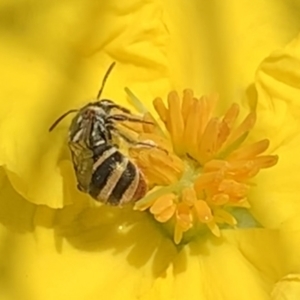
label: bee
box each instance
[49,62,153,206]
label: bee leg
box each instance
[109,126,157,149]
[107,114,154,125]
[106,122,166,152]
[116,130,168,154]
[98,100,131,114]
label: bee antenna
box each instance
[49,109,78,132]
[96,62,116,100]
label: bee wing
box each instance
[69,141,94,192]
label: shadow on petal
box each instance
[0,167,181,277]
[55,202,179,277]
[0,169,36,233]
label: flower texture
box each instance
[1,1,300,300]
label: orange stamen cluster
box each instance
[131,89,278,244]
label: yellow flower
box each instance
[1,1,300,300]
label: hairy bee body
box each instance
[68,101,149,206]
[50,63,152,206]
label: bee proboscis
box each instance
[49,62,154,206]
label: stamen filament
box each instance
[126,89,278,244]
[221,112,256,150]
[228,139,270,160]
[167,91,185,155]
[183,100,202,159]
[213,209,237,226]
[194,200,213,223]
[150,194,176,215]
[181,89,194,123]
[197,118,219,164]
[222,103,240,128]
[153,97,168,125]
[254,155,279,168]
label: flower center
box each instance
[125,89,278,245]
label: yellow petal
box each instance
[140,266,174,300]
[224,229,284,282]
[0,171,36,231]
[278,216,300,275]
[142,230,288,300]
[146,229,283,300]
[271,274,300,300]
[254,34,300,150]
[164,0,300,110]
[1,196,178,300]
[250,135,300,228]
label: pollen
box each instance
[129,89,278,245]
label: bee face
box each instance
[69,104,108,145]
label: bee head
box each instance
[69,104,109,145]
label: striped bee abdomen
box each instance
[110,159,147,205]
[89,143,147,205]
